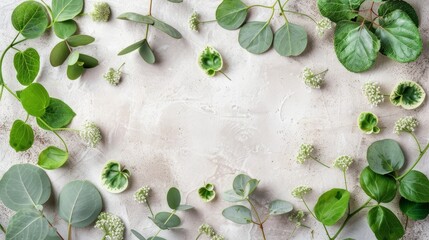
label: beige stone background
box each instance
[1,0,428,239]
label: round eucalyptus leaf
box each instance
[176,204,194,211]
[50,41,71,67]
[9,120,34,152]
[67,62,84,80]
[148,16,182,39]
[223,189,245,202]
[58,180,103,228]
[222,205,252,224]
[139,40,156,64]
[53,20,78,39]
[358,112,380,134]
[14,48,40,86]
[0,164,51,211]
[367,139,404,175]
[5,209,49,240]
[238,21,273,54]
[314,188,350,226]
[367,206,404,240]
[117,12,154,24]
[390,81,426,110]
[375,10,422,63]
[20,83,50,117]
[52,0,84,22]
[78,54,99,68]
[198,46,223,76]
[399,170,429,203]
[273,23,307,57]
[317,0,364,22]
[167,187,181,210]
[12,1,49,39]
[359,167,397,203]
[198,183,216,202]
[38,146,69,170]
[378,0,419,26]
[399,198,429,221]
[243,178,259,198]
[101,161,130,193]
[66,35,95,47]
[37,98,76,130]
[268,200,293,215]
[216,0,248,30]
[44,227,62,240]
[334,21,380,73]
[233,174,252,196]
[131,230,146,240]
[151,212,181,229]
[118,40,145,56]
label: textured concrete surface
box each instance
[1,0,428,239]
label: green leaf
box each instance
[273,23,307,57]
[148,16,182,39]
[38,146,69,170]
[334,21,380,73]
[139,40,156,64]
[358,112,380,134]
[317,0,364,22]
[389,81,426,110]
[367,206,404,240]
[223,189,245,202]
[216,0,248,30]
[14,48,40,86]
[0,164,51,211]
[222,205,252,224]
[66,35,95,47]
[9,120,34,152]
[147,237,166,240]
[6,209,49,240]
[68,51,80,66]
[37,98,76,130]
[167,187,181,210]
[118,40,145,55]
[78,54,99,68]
[268,200,293,215]
[20,83,50,117]
[150,212,181,229]
[176,204,194,211]
[399,198,429,221]
[314,188,350,226]
[238,21,273,54]
[399,170,429,203]
[359,167,397,203]
[198,183,216,202]
[53,20,77,39]
[12,1,49,39]
[198,46,223,77]
[378,0,419,27]
[50,41,71,67]
[367,139,404,175]
[117,12,154,24]
[67,62,84,80]
[58,180,103,227]
[45,227,62,240]
[101,161,130,193]
[167,0,183,3]
[131,230,146,240]
[243,179,259,198]
[233,174,252,196]
[375,10,422,63]
[52,0,84,22]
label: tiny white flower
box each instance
[333,155,354,171]
[316,18,332,36]
[199,223,215,237]
[363,82,385,107]
[394,116,418,135]
[296,144,314,164]
[134,186,151,203]
[90,2,111,22]
[104,63,124,86]
[95,212,125,240]
[79,121,102,148]
[302,67,327,89]
[291,185,312,198]
[189,12,200,32]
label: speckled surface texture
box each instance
[1,0,428,239]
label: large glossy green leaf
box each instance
[399,170,429,203]
[150,212,181,229]
[167,187,181,210]
[118,40,145,55]
[50,41,71,67]
[359,167,397,203]
[216,0,248,30]
[0,164,51,211]
[314,188,350,226]
[20,83,50,117]
[222,205,252,224]
[273,23,307,57]
[37,98,76,130]
[53,20,77,39]
[38,146,69,170]
[378,0,419,27]
[238,22,273,54]
[399,198,429,220]
[375,10,422,63]
[58,180,103,227]
[367,139,404,175]
[268,200,293,215]
[139,40,156,64]
[117,12,154,24]
[5,209,49,240]
[9,119,34,152]
[52,0,84,22]
[66,35,95,47]
[149,16,182,39]
[334,21,380,73]
[12,1,49,39]
[317,0,365,22]
[14,48,40,85]
[367,206,404,240]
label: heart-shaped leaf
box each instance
[20,83,50,117]
[317,0,365,22]
[37,98,76,130]
[399,198,429,220]
[389,81,426,110]
[399,170,429,203]
[198,46,223,76]
[14,48,40,86]
[358,112,380,134]
[367,206,404,240]
[101,161,130,193]
[314,188,350,226]
[50,41,71,67]
[53,20,78,39]
[216,0,248,30]
[198,183,216,202]
[5,209,49,240]
[268,200,293,215]
[52,0,84,22]
[38,146,69,170]
[222,205,252,224]
[360,167,397,203]
[9,119,34,152]
[12,1,49,39]
[239,21,273,54]
[274,23,307,57]
[367,139,405,175]
[139,40,156,64]
[167,187,181,210]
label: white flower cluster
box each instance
[296,144,314,164]
[316,18,332,36]
[302,67,325,88]
[134,186,151,203]
[394,116,418,134]
[94,212,125,240]
[363,82,384,107]
[289,210,306,227]
[291,185,312,199]
[198,223,224,240]
[90,2,111,22]
[333,155,354,171]
[104,68,122,86]
[189,12,200,32]
[79,121,102,148]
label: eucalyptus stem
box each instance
[150,210,176,240]
[67,224,72,240]
[0,223,5,234]
[397,142,429,181]
[276,0,288,23]
[283,10,317,24]
[310,156,330,168]
[195,232,203,240]
[247,198,267,240]
[46,217,65,240]
[410,132,422,153]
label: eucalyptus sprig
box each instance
[318,0,422,72]
[222,174,294,240]
[117,0,183,64]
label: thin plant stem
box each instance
[283,10,317,24]
[146,201,155,218]
[219,70,231,81]
[0,223,5,234]
[301,198,316,219]
[310,156,330,168]
[148,0,153,15]
[53,128,80,132]
[0,33,20,85]
[67,224,72,240]
[247,4,273,9]
[37,118,69,152]
[195,233,203,240]
[199,20,217,24]
[3,84,19,99]
[397,142,429,180]
[0,85,4,103]
[276,0,288,23]
[410,132,422,153]
[247,198,267,240]
[150,210,176,240]
[118,62,126,71]
[343,170,348,191]
[46,217,64,240]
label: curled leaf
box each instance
[198,46,223,77]
[198,183,216,202]
[390,81,426,110]
[358,112,380,134]
[101,161,130,193]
